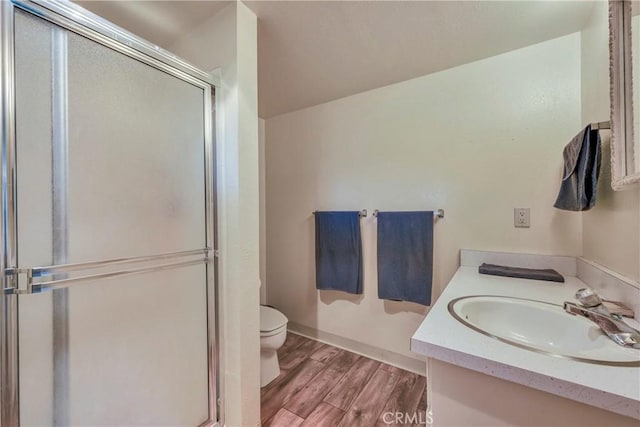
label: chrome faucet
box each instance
[564,288,640,350]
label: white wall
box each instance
[580,1,640,282]
[265,34,582,367]
[259,118,267,304]
[169,3,236,73]
[170,3,261,425]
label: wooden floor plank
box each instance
[261,333,310,397]
[417,386,427,412]
[300,402,346,427]
[309,344,342,364]
[260,335,426,427]
[408,375,427,412]
[261,371,287,399]
[329,350,361,372]
[285,350,360,418]
[279,337,325,373]
[412,387,428,427]
[323,357,380,410]
[263,408,304,427]
[374,372,426,427]
[379,363,407,376]
[279,333,307,356]
[261,358,326,423]
[337,369,400,427]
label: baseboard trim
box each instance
[287,322,426,376]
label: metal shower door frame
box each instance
[0,1,221,426]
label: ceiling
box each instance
[75,1,596,118]
[76,1,231,48]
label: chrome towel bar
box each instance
[4,247,212,294]
[373,209,444,219]
[313,210,368,218]
[591,121,611,130]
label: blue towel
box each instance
[377,211,433,306]
[315,211,363,294]
[554,125,602,211]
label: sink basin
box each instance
[448,295,640,367]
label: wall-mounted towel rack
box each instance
[373,209,444,219]
[591,120,611,130]
[313,210,368,217]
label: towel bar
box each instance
[313,210,367,218]
[373,209,444,219]
[591,121,611,130]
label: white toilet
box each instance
[260,305,288,387]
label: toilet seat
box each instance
[260,324,287,338]
[260,305,288,334]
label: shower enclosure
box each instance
[0,1,219,425]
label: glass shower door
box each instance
[7,4,216,426]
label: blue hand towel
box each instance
[554,125,602,211]
[315,211,363,294]
[377,211,433,306]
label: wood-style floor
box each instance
[261,333,427,427]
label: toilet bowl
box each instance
[260,305,288,387]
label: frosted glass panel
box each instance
[15,10,55,426]
[14,10,210,426]
[66,25,206,261]
[67,265,209,426]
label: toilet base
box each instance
[261,349,280,387]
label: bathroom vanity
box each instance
[412,250,640,426]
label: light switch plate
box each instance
[514,208,530,228]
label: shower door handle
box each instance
[4,247,213,295]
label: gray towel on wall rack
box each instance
[315,211,363,294]
[554,125,602,211]
[377,211,434,306]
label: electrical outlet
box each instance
[514,208,530,228]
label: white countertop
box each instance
[411,266,640,420]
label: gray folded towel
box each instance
[479,263,564,283]
[554,125,601,211]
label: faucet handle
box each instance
[575,288,603,307]
[574,288,636,318]
[602,299,635,318]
